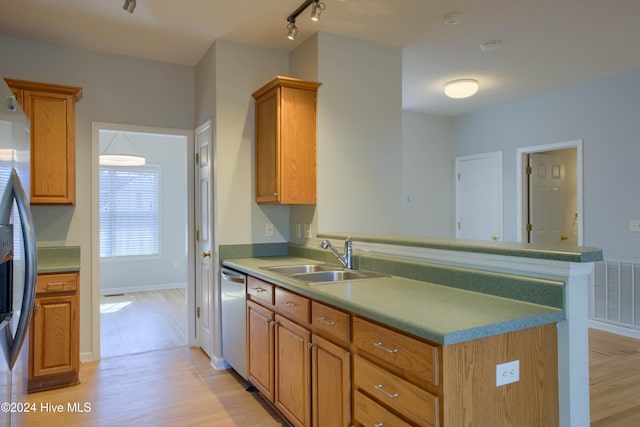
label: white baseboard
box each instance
[589,319,640,340]
[210,354,229,371]
[100,282,186,295]
[80,351,96,363]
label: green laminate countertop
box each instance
[319,232,603,263]
[37,246,80,274]
[222,256,564,345]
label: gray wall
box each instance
[452,68,640,259]
[99,132,188,294]
[0,35,195,356]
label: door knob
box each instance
[560,235,568,241]
[202,251,211,258]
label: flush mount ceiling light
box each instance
[123,0,136,14]
[100,133,146,166]
[443,12,462,25]
[444,79,479,99]
[286,0,326,40]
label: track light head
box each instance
[287,21,298,40]
[123,0,136,14]
[286,0,326,39]
[310,2,325,21]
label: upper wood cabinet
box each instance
[252,76,321,204]
[4,78,82,205]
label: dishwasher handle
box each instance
[221,268,246,284]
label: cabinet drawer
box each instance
[353,316,439,386]
[354,356,439,427]
[353,389,412,427]
[275,287,310,324]
[36,273,78,294]
[311,301,350,343]
[247,276,274,306]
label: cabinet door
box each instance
[23,89,76,205]
[312,334,351,427]
[32,294,78,377]
[255,88,279,203]
[247,301,275,401]
[275,314,311,427]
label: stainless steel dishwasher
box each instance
[220,267,247,379]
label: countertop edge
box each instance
[318,232,603,263]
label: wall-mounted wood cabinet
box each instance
[252,76,321,204]
[29,272,80,393]
[4,78,82,205]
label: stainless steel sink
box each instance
[292,269,388,284]
[262,264,340,275]
[261,263,389,285]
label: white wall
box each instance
[315,32,403,234]
[0,35,195,356]
[197,40,290,245]
[452,68,640,259]
[99,132,188,294]
[402,111,454,237]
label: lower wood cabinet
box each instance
[274,314,311,427]
[246,274,559,427]
[247,288,352,427]
[29,272,80,392]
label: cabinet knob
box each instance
[201,251,211,258]
[561,235,569,241]
[273,193,278,197]
[35,304,40,310]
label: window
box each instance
[100,166,159,258]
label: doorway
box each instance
[91,123,195,360]
[516,140,583,245]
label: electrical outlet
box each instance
[265,222,274,237]
[496,360,520,387]
[630,220,640,232]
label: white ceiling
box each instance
[2,0,640,116]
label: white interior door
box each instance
[528,152,577,245]
[195,121,213,357]
[455,152,503,241]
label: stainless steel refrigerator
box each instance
[0,81,38,427]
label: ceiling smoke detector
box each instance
[480,40,503,51]
[443,12,462,25]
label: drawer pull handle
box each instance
[47,282,65,288]
[374,384,398,399]
[374,342,398,353]
[316,316,335,326]
[282,301,295,308]
[374,423,384,427]
[254,287,266,293]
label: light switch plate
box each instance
[630,220,640,232]
[265,222,274,237]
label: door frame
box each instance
[516,139,583,245]
[90,122,195,361]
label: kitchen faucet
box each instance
[321,237,353,269]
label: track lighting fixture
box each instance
[310,1,325,21]
[286,0,325,40]
[123,0,136,14]
[287,21,299,41]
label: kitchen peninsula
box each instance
[221,234,602,427]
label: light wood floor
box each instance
[19,347,288,427]
[16,311,640,427]
[100,288,187,358]
[590,328,640,426]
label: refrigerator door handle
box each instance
[0,169,37,369]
